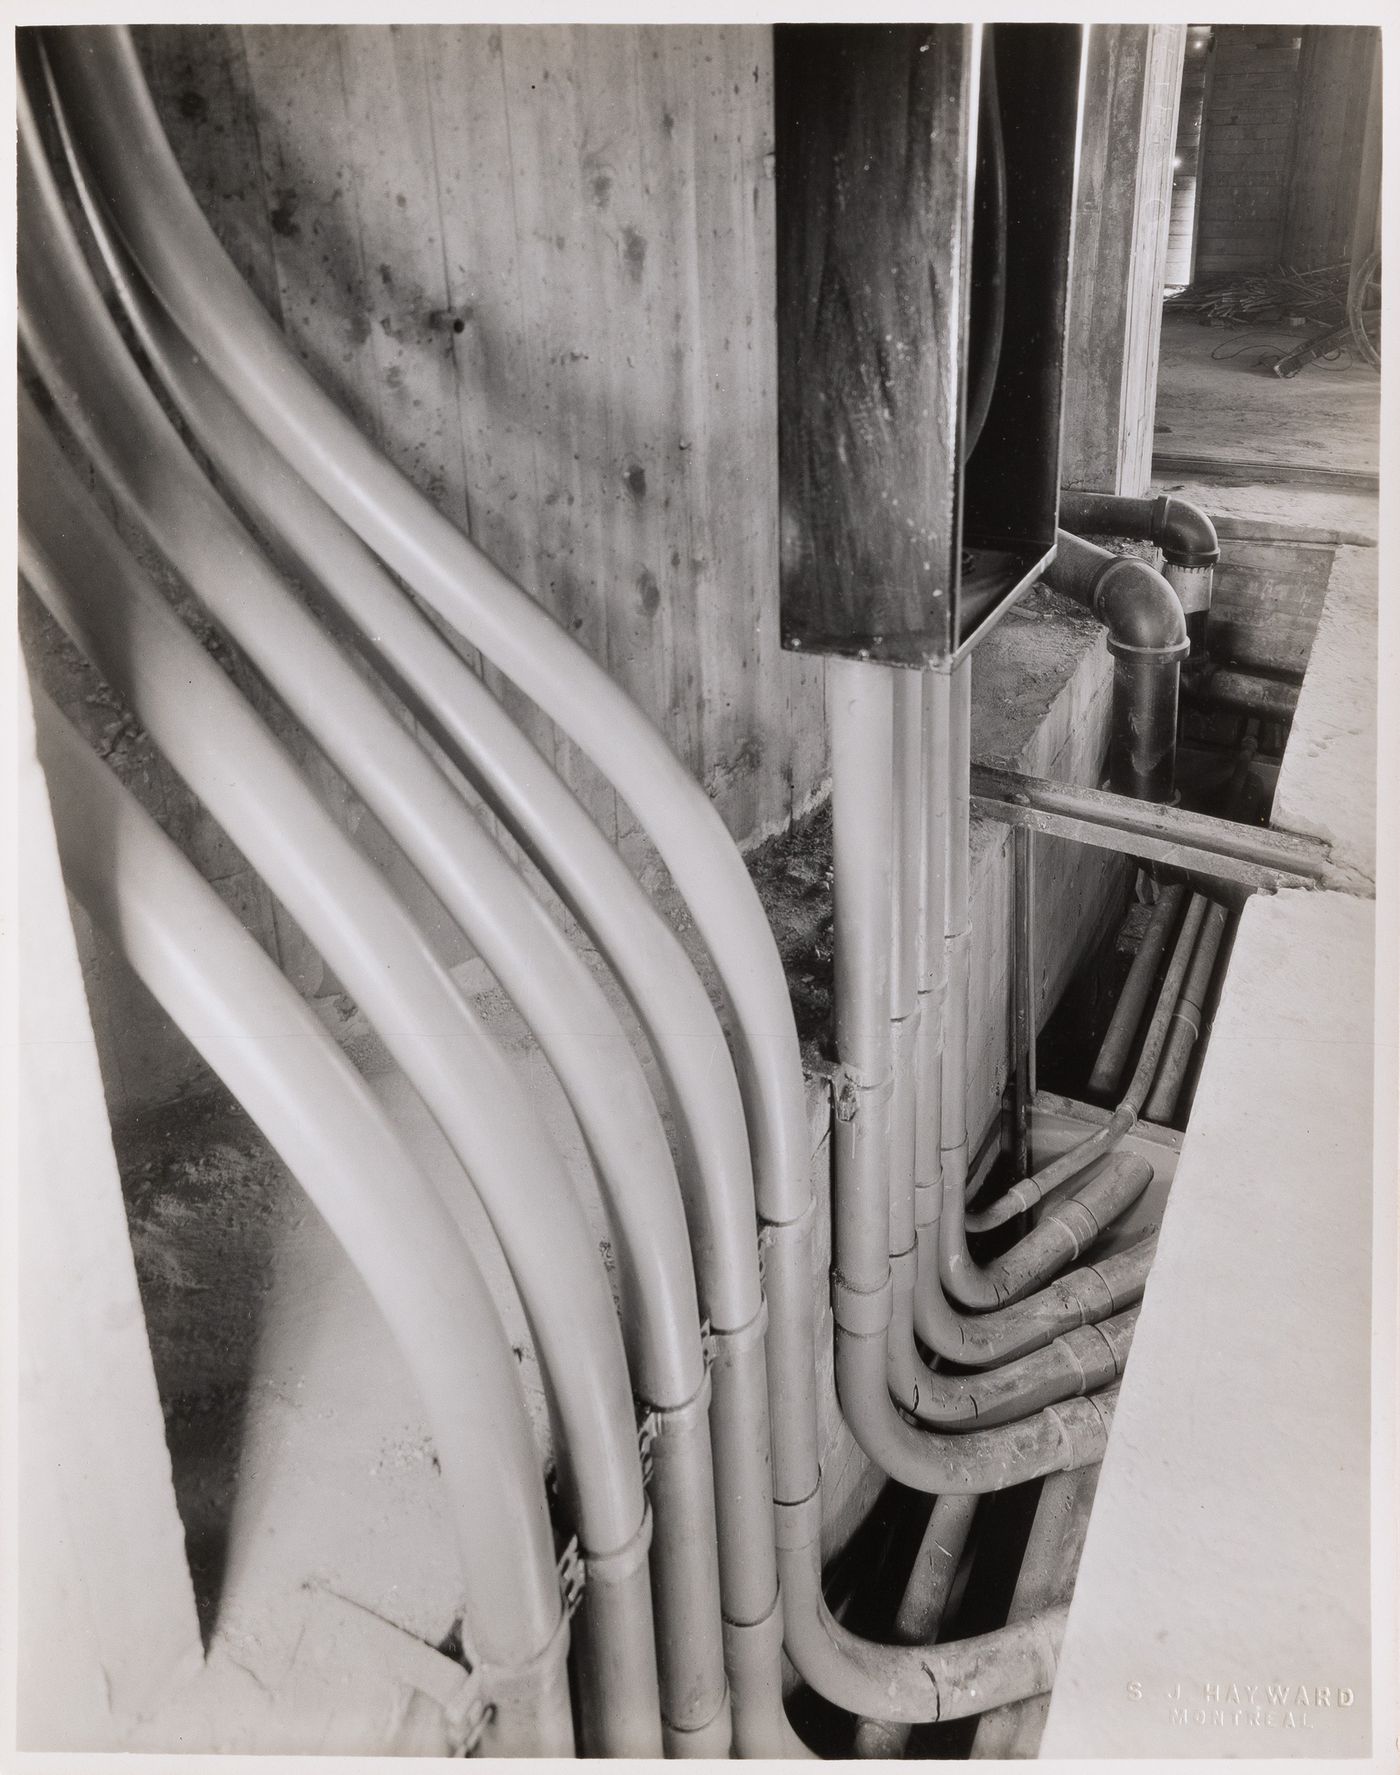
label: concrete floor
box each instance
[1153,312,1380,489]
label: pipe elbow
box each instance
[1151,494,1219,570]
[1091,555,1189,658]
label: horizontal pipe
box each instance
[1183,664,1301,722]
[1059,489,1220,571]
[18,414,661,1755]
[31,689,573,1755]
[1143,898,1231,1124]
[970,761,1336,892]
[914,1233,1156,1369]
[1087,884,1187,1099]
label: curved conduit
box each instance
[31,690,574,1757]
[18,410,662,1757]
[31,63,784,1752]
[32,29,1170,1747]
[18,92,726,1749]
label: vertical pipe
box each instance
[1087,884,1186,1099]
[1011,822,1035,1178]
[938,657,975,1293]
[851,1493,980,1757]
[1143,898,1230,1124]
[913,669,952,1250]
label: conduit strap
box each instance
[470,1597,574,1749]
[636,1367,714,1488]
[557,1537,587,1621]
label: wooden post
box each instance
[1061,25,1186,497]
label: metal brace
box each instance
[557,1534,586,1620]
[453,1677,494,1759]
[636,1408,660,1489]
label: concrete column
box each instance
[1061,24,1186,496]
[17,669,205,1748]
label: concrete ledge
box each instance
[1273,543,1378,887]
[1042,888,1373,1759]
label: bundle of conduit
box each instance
[22,28,1188,1758]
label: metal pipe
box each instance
[1011,823,1035,1176]
[882,667,1141,1413]
[1088,884,1187,1099]
[828,656,1119,1488]
[46,37,1114,1723]
[1041,529,1188,802]
[18,111,724,1741]
[45,131,780,1742]
[851,1493,979,1757]
[31,688,574,1757]
[931,656,1158,1301]
[962,893,1207,1238]
[1058,489,1219,655]
[43,54,793,1742]
[1143,898,1230,1124]
[969,759,1338,893]
[19,422,662,1756]
[906,655,1157,1359]
[968,1463,1101,1759]
[1183,664,1301,722]
[915,1234,1156,1369]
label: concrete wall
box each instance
[133,24,826,861]
[1193,26,1302,284]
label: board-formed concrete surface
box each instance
[1273,543,1378,887]
[1041,886,1373,1759]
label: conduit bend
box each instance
[1040,529,1188,803]
[1058,490,1219,571]
[45,32,1113,1724]
[19,417,661,1758]
[915,658,1156,1317]
[35,76,782,1745]
[19,102,723,1745]
[829,658,1121,1488]
[32,689,573,1757]
[963,894,1207,1238]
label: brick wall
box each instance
[1193,25,1302,284]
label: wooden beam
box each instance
[1061,25,1186,496]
